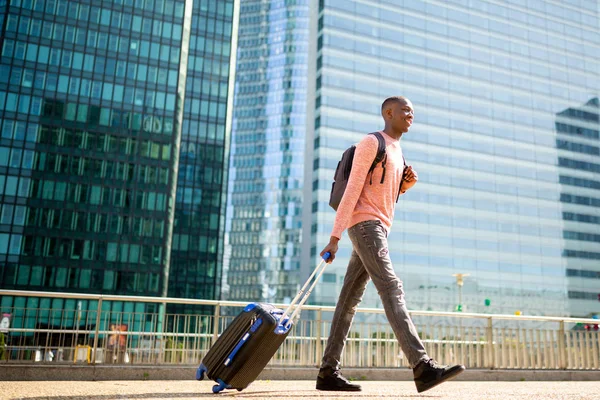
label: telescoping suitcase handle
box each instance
[279,252,331,330]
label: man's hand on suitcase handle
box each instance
[320,236,339,263]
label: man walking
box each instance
[316,96,465,393]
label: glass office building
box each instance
[168,0,237,314]
[557,97,600,318]
[0,0,237,323]
[223,0,309,303]
[306,0,599,317]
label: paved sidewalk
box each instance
[4,366,599,382]
[2,380,599,400]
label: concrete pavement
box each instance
[2,366,600,382]
[2,380,600,400]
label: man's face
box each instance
[389,99,414,133]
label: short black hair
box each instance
[381,96,408,111]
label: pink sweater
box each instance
[331,131,405,239]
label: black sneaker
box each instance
[413,358,465,393]
[316,367,362,392]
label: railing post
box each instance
[559,320,567,369]
[486,317,494,369]
[315,309,322,366]
[91,297,103,364]
[212,305,221,344]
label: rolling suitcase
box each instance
[196,252,331,393]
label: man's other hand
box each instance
[401,165,418,192]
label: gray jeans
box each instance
[321,220,429,370]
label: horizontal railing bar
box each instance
[4,329,212,337]
[1,289,599,325]
[1,329,495,345]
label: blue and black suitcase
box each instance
[196,253,330,393]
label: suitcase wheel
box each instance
[195,364,207,381]
[212,379,231,394]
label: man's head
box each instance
[381,96,414,135]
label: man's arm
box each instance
[320,136,379,263]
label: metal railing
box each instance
[0,289,599,370]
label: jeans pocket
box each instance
[358,221,385,250]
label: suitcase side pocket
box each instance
[203,311,255,378]
[224,317,263,366]
[228,326,290,389]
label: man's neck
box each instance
[382,127,403,140]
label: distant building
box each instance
[224,0,309,304]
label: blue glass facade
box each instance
[307,0,600,317]
[224,0,308,303]
[0,0,237,326]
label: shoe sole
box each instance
[316,385,362,392]
[416,366,466,393]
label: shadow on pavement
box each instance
[15,390,439,400]
[231,391,438,398]
[15,394,213,400]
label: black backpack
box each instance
[329,132,406,211]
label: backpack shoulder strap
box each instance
[367,132,387,184]
[396,155,407,203]
[369,132,386,164]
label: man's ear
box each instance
[382,107,392,120]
